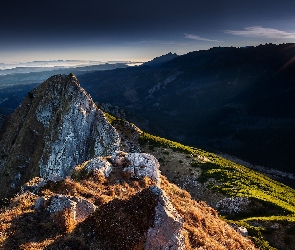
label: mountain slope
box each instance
[1,73,295,249]
[78,43,295,176]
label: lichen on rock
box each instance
[84,157,113,177]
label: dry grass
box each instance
[0,170,257,250]
[160,176,258,250]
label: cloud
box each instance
[224,26,295,39]
[184,33,223,42]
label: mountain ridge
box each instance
[142,52,178,67]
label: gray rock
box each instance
[231,224,249,237]
[47,195,76,215]
[36,74,120,178]
[47,174,64,183]
[123,153,161,185]
[145,186,185,250]
[84,157,113,177]
[34,196,46,212]
[237,226,248,237]
[47,195,96,222]
[73,197,96,222]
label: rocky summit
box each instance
[0,74,120,199]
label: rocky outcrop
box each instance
[35,74,119,177]
[145,186,185,250]
[0,74,120,199]
[74,151,161,184]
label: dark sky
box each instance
[1,0,295,62]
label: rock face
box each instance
[0,74,120,199]
[145,186,185,250]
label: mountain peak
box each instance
[0,74,120,199]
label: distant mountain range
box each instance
[77,43,295,176]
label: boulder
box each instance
[47,195,96,223]
[34,196,46,212]
[231,224,249,237]
[84,157,113,177]
[123,153,161,185]
[144,186,185,250]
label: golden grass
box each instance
[160,176,258,250]
[0,171,257,249]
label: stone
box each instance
[47,195,96,223]
[84,157,113,177]
[111,151,127,166]
[230,224,249,237]
[73,197,96,222]
[123,153,161,185]
[237,226,248,237]
[144,186,185,250]
[34,196,46,212]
